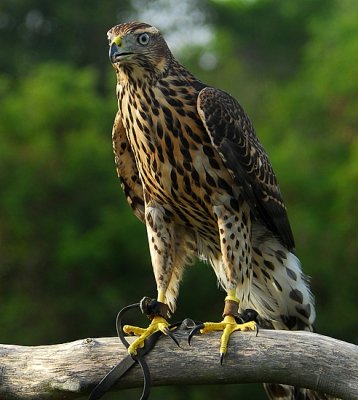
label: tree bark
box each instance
[0,326,356,400]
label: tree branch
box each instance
[0,327,356,400]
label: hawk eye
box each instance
[137,33,150,46]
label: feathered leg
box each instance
[124,198,196,354]
[189,204,257,362]
[123,198,177,354]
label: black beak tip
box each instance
[109,43,119,63]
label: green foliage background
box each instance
[0,0,357,399]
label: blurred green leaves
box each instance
[0,63,150,344]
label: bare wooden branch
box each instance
[0,328,357,400]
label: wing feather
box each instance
[112,111,145,222]
[197,87,295,251]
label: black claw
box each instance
[188,323,205,346]
[164,328,180,348]
[220,352,225,365]
[255,324,259,337]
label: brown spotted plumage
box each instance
[108,22,336,400]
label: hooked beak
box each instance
[109,41,133,63]
[109,42,120,63]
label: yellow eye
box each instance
[137,33,150,46]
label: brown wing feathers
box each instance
[197,87,295,251]
[112,110,145,222]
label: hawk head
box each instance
[107,22,172,77]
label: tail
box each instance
[243,225,340,400]
[264,384,339,400]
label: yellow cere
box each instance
[113,36,122,46]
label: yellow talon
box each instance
[200,315,257,361]
[123,325,147,336]
[188,290,257,362]
[123,316,170,355]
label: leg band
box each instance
[222,299,240,318]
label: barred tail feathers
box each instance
[239,225,315,330]
[246,226,339,400]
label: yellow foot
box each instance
[189,315,257,363]
[123,316,177,355]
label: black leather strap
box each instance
[88,301,163,400]
[139,297,170,319]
